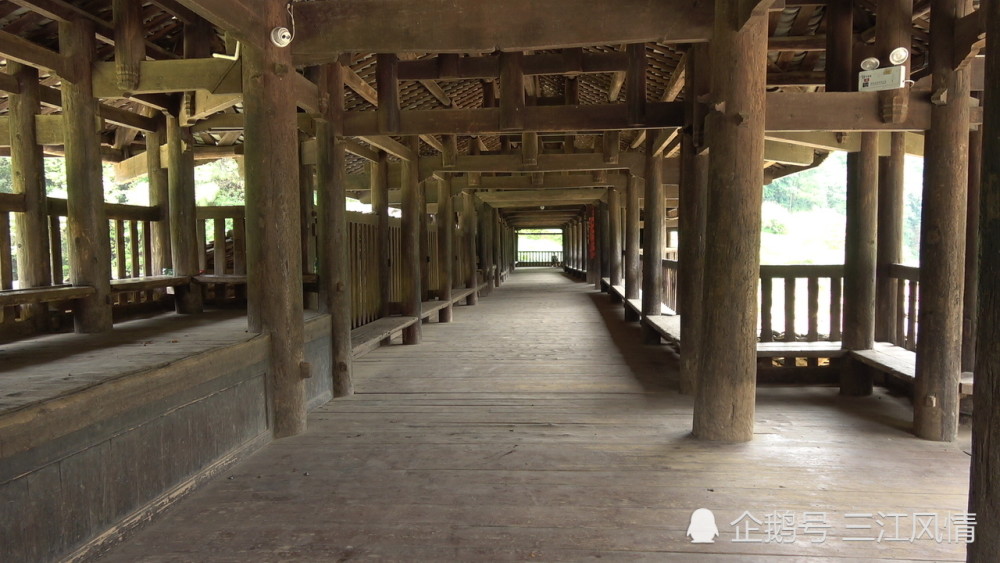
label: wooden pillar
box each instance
[963,128,982,372]
[317,63,352,398]
[376,54,400,133]
[841,132,879,395]
[678,44,710,396]
[166,114,203,314]
[401,138,422,343]
[875,133,906,343]
[692,2,767,442]
[479,202,493,296]
[500,52,525,130]
[300,151,318,310]
[599,200,610,288]
[914,0,972,442]
[146,122,171,275]
[462,191,479,305]
[242,2,306,437]
[970,0,1000,552]
[9,62,51,328]
[60,19,112,333]
[641,136,664,344]
[372,151,391,318]
[624,174,641,321]
[586,206,600,286]
[608,185,623,296]
[493,208,502,287]
[437,177,454,321]
[626,43,646,126]
[112,0,144,91]
[419,179,430,303]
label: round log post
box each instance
[608,185,623,301]
[876,133,906,343]
[493,208,502,287]
[840,132,879,395]
[9,62,52,329]
[692,2,767,442]
[372,151,391,319]
[970,0,1000,553]
[641,136,664,344]
[914,0,972,442]
[166,114,204,314]
[401,137,422,344]
[437,177,454,321]
[624,174,641,321]
[59,19,113,333]
[462,191,479,305]
[242,4,306,437]
[678,45,710,396]
[962,127,982,372]
[316,62,352,398]
[599,200,610,289]
[146,122,171,276]
[419,178,430,304]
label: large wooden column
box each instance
[166,114,204,314]
[963,128,982,372]
[60,19,112,333]
[437,177,454,321]
[462,191,479,305]
[479,202,494,296]
[242,1,306,437]
[401,138,422,343]
[493,208,502,287]
[608,185,623,301]
[970,0,1000,553]
[678,44,710,396]
[372,151,391,318]
[599,201,610,288]
[317,63,352,398]
[419,179,430,303]
[624,174,641,321]
[876,133,906,342]
[841,132,879,395]
[914,0,973,442]
[146,122,171,275]
[9,62,51,328]
[641,138,664,344]
[692,2,767,442]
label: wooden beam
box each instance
[343,63,379,105]
[500,52,525,131]
[603,131,621,164]
[292,0,714,62]
[148,0,201,23]
[419,134,446,153]
[399,51,630,81]
[93,59,243,97]
[376,54,400,134]
[112,0,145,91]
[359,135,415,161]
[650,128,680,156]
[626,44,646,126]
[954,8,985,70]
[659,50,687,102]
[171,0,266,51]
[521,132,539,166]
[0,29,70,78]
[345,102,684,136]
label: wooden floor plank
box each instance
[99,269,973,562]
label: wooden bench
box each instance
[0,285,95,307]
[757,341,847,359]
[350,316,419,358]
[110,275,189,293]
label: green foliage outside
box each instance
[762,151,924,266]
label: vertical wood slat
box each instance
[906,280,918,351]
[196,219,207,272]
[783,277,796,342]
[115,219,126,305]
[830,276,843,341]
[143,219,153,301]
[807,277,819,341]
[49,215,63,285]
[895,278,906,346]
[760,276,773,342]
[0,213,14,322]
[129,219,140,302]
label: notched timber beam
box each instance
[954,8,985,70]
[0,29,70,78]
[172,0,266,51]
[291,0,713,62]
[359,135,415,161]
[93,59,242,97]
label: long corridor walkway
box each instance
[102,269,971,561]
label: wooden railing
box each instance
[887,263,919,351]
[759,264,843,343]
[196,206,247,302]
[517,250,563,266]
[661,258,678,312]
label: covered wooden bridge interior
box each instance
[0,0,998,560]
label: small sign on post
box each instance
[858,66,907,92]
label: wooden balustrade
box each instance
[758,264,844,343]
[887,263,920,351]
[661,258,678,312]
[195,206,247,303]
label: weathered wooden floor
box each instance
[100,269,973,561]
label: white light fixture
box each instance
[860,57,881,71]
[889,47,910,66]
[270,3,296,47]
